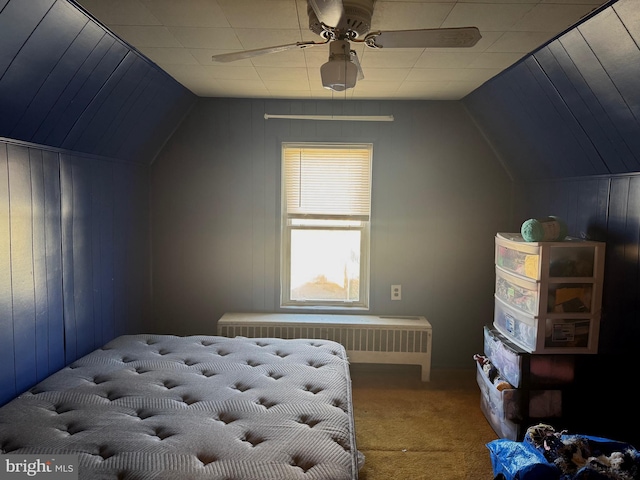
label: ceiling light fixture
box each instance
[320,40,358,92]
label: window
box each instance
[281,143,373,308]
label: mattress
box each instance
[0,334,360,479]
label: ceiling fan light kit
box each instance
[211,0,482,93]
[321,40,358,91]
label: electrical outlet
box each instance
[391,284,401,301]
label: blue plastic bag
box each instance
[487,438,560,480]
[487,435,640,480]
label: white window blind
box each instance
[283,144,372,219]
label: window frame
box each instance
[280,142,373,309]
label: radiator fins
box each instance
[218,325,429,354]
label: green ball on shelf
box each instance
[521,216,568,242]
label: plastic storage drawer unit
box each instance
[493,233,604,355]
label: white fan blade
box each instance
[309,0,346,29]
[364,27,481,49]
[350,51,364,80]
[212,41,327,63]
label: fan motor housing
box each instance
[308,0,375,38]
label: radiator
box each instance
[217,313,432,381]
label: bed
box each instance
[0,334,361,479]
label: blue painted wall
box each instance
[150,98,512,370]
[465,0,640,356]
[464,0,637,181]
[465,0,640,444]
[0,140,150,405]
[0,0,195,164]
[0,0,195,404]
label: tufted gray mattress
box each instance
[0,334,361,479]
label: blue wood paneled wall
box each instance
[510,176,640,445]
[464,0,640,357]
[0,0,194,405]
[465,0,640,444]
[0,0,196,165]
[0,139,150,406]
[463,0,638,181]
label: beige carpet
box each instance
[350,364,499,480]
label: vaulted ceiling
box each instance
[74,0,609,100]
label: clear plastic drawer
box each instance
[493,297,599,354]
[495,233,599,281]
[476,362,521,422]
[483,327,575,388]
[496,267,594,316]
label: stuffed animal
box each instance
[525,423,566,461]
[521,216,568,242]
[525,423,640,479]
[473,354,513,391]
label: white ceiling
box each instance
[74,0,609,100]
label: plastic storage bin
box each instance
[483,327,575,388]
[480,391,521,441]
[494,297,600,354]
[476,362,522,440]
[476,362,521,422]
[495,268,594,316]
[495,233,603,281]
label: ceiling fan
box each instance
[211,0,482,92]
